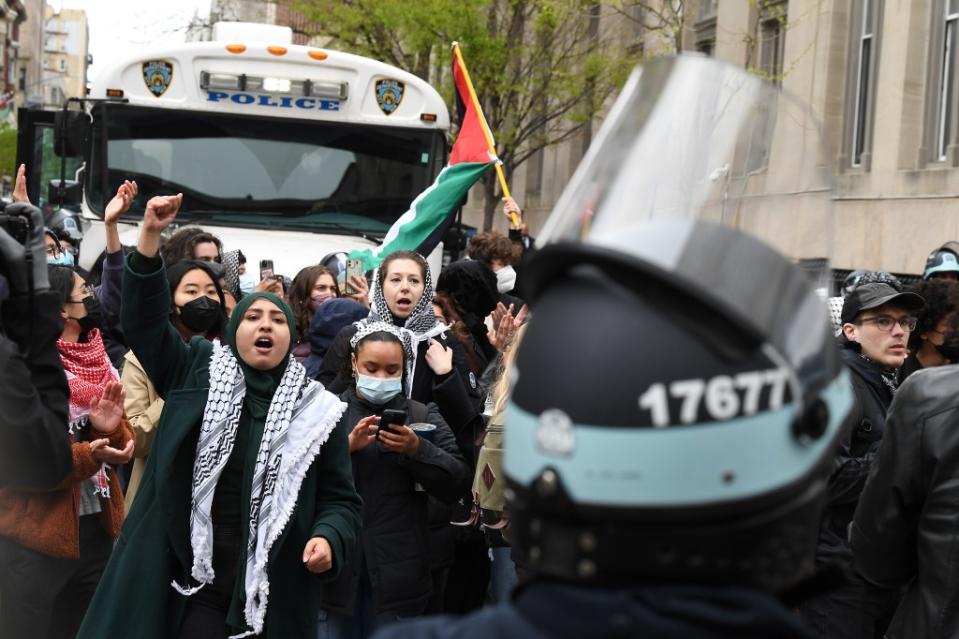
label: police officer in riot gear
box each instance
[374,55,852,639]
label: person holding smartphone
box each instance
[317,322,469,639]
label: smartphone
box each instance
[345,258,364,295]
[379,409,408,437]
[259,259,274,281]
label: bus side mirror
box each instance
[54,110,91,158]
[48,179,83,207]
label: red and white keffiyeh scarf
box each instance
[57,328,119,497]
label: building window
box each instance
[59,58,66,72]
[694,0,717,56]
[846,0,883,170]
[938,0,959,161]
[627,4,644,56]
[759,14,786,84]
[923,0,959,165]
[525,147,544,197]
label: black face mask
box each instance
[69,295,101,337]
[935,331,959,362]
[178,296,222,333]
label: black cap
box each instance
[841,282,925,324]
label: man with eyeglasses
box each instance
[799,281,924,638]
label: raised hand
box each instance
[104,180,138,226]
[89,381,126,435]
[138,193,183,257]
[502,196,522,228]
[513,303,529,326]
[491,302,513,329]
[488,303,528,353]
[347,274,370,308]
[143,193,183,234]
[255,277,284,295]
[303,536,333,573]
[348,415,380,453]
[12,164,30,204]
[425,338,453,375]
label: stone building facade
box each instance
[465,1,959,277]
[42,6,88,107]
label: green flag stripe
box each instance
[349,161,492,271]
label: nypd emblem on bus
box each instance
[375,79,404,115]
[142,60,174,97]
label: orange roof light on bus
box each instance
[226,44,246,54]
[308,50,328,61]
[267,46,288,56]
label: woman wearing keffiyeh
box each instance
[315,251,486,615]
[77,194,361,639]
[315,321,468,637]
[0,265,135,639]
[317,251,484,415]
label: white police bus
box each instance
[17,22,450,278]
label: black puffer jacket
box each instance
[816,347,895,567]
[318,389,470,616]
[851,364,959,638]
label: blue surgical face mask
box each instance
[48,252,75,267]
[239,273,257,294]
[355,373,403,404]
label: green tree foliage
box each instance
[295,0,638,228]
[0,125,17,179]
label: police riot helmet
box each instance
[45,206,84,242]
[923,242,959,280]
[505,56,852,593]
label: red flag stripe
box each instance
[450,47,496,166]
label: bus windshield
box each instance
[87,104,446,237]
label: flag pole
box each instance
[452,41,521,226]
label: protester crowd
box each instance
[3,158,959,639]
[0,169,531,639]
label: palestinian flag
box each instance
[349,43,497,271]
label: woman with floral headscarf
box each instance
[77,194,361,639]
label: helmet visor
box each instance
[540,55,832,283]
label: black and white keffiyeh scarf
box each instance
[350,321,414,389]
[221,250,242,299]
[356,266,447,394]
[172,343,346,638]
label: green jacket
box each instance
[77,255,362,639]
